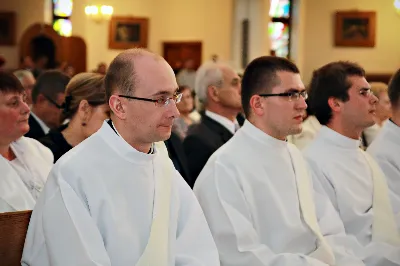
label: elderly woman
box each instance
[363,82,392,146]
[39,72,110,162]
[173,85,195,139]
[0,72,53,213]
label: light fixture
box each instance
[85,5,113,23]
[395,0,400,15]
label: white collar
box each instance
[108,120,155,156]
[30,112,50,134]
[205,110,239,134]
[318,126,360,149]
[241,120,288,149]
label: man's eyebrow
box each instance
[150,88,179,97]
[283,88,306,93]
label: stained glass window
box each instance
[268,22,289,58]
[269,0,291,58]
[53,0,73,17]
[53,19,72,37]
[53,0,73,36]
[269,0,290,18]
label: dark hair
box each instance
[308,61,365,125]
[0,71,25,94]
[32,70,70,104]
[388,69,400,109]
[241,56,300,118]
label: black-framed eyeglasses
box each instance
[258,90,308,102]
[43,94,63,109]
[118,93,183,107]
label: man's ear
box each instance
[36,94,46,104]
[328,97,342,113]
[250,95,264,116]
[109,95,127,120]
[207,85,220,102]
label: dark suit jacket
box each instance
[25,115,46,140]
[164,131,191,185]
[183,115,234,187]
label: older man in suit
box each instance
[183,62,242,187]
[25,70,69,140]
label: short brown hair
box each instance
[104,48,159,102]
[0,71,25,94]
[32,70,70,103]
[61,72,106,121]
[241,56,300,118]
[308,61,365,125]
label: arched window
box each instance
[269,0,291,58]
[52,0,73,37]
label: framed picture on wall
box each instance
[108,16,149,50]
[334,11,376,47]
[0,12,16,46]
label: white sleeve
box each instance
[310,161,400,266]
[312,176,365,266]
[175,171,220,266]
[22,173,111,266]
[194,162,329,266]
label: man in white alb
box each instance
[303,61,400,265]
[22,48,220,266]
[194,56,364,266]
[368,69,400,200]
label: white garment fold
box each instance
[194,120,363,266]
[22,121,220,266]
[0,136,53,213]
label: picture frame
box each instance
[108,16,149,50]
[0,12,16,46]
[334,11,376,47]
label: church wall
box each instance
[0,0,232,71]
[0,0,46,68]
[302,0,400,84]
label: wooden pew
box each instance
[0,211,32,266]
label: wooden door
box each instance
[163,41,202,73]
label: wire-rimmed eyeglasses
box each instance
[118,93,183,107]
[258,90,308,102]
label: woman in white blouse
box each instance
[0,71,53,213]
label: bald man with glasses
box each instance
[22,48,220,266]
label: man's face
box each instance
[341,76,378,130]
[21,75,35,105]
[216,66,242,112]
[122,57,179,144]
[261,71,307,139]
[37,92,65,129]
[0,91,30,143]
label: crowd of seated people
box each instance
[1,49,400,266]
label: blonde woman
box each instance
[39,73,110,162]
[363,82,392,146]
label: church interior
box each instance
[2,0,400,265]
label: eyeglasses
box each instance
[258,90,308,102]
[43,94,63,109]
[118,93,183,107]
